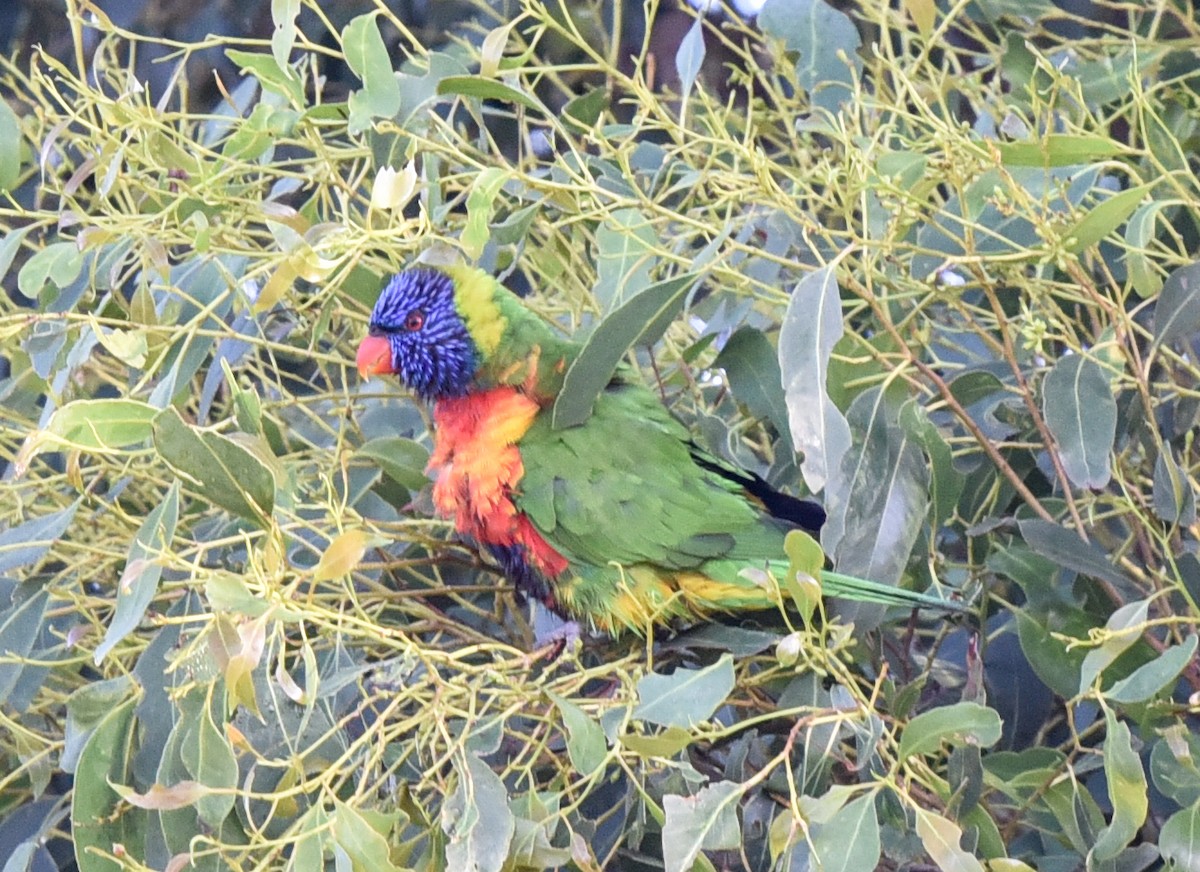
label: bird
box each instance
[356,264,965,636]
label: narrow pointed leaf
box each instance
[780,263,851,492]
[1042,354,1115,489]
[152,408,275,526]
[1090,710,1147,861]
[552,273,696,429]
[95,481,179,664]
[1153,261,1200,349]
[0,501,79,573]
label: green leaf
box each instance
[811,793,881,872]
[179,689,237,827]
[1090,709,1148,862]
[674,15,706,105]
[780,263,851,492]
[713,327,792,443]
[563,87,609,131]
[224,49,303,106]
[995,134,1125,167]
[0,586,49,705]
[546,690,607,776]
[332,800,402,872]
[1014,609,1084,698]
[152,408,275,526]
[0,500,80,573]
[1017,517,1128,587]
[759,0,861,114]
[270,0,300,72]
[821,388,929,626]
[900,400,964,530]
[1124,202,1165,298]
[1153,445,1197,526]
[782,529,823,621]
[551,272,696,430]
[0,96,22,192]
[44,398,156,452]
[1078,598,1149,693]
[71,698,142,872]
[593,207,658,311]
[633,654,735,728]
[1105,634,1196,704]
[0,225,33,286]
[441,754,515,872]
[947,370,1005,407]
[356,436,431,490]
[17,241,84,298]
[1042,354,1116,489]
[94,481,179,664]
[462,167,509,260]
[342,13,402,133]
[1153,261,1200,349]
[662,780,742,872]
[1064,184,1148,253]
[436,75,543,111]
[914,808,985,872]
[619,725,694,758]
[898,701,1003,761]
[1152,730,1200,807]
[63,676,136,773]
[1160,800,1200,870]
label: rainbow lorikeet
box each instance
[357,265,964,636]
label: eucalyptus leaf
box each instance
[546,690,607,776]
[342,13,401,132]
[1090,710,1147,862]
[759,0,861,113]
[442,754,515,872]
[1105,634,1197,704]
[898,702,1003,761]
[810,793,881,872]
[675,15,706,105]
[0,96,22,192]
[0,501,80,574]
[1153,445,1196,526]
[1160,801,1200,871]
[1153,261,1200,349]
[94,481,179,664]
[152,408,275,526]
[1042,354,1115,489]
[662,780,742,872]
[593,208,657,311]
[633,655,735,728]
[780,263,850,493]
[551,273,696,430]
[713,327,792,442]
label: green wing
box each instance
[515,381,784,571]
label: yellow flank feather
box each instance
[446,265,506,355]
[674,572,778,612]
[554,563,783,636]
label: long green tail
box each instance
[820,569,971,613]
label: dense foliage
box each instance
[1,0,1199,869]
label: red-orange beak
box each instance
[356,334,395,379]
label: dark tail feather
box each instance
[691,449,826,534]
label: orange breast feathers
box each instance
[426,388,569,577]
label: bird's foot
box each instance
[527,620,582,665]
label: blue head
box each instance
[356,268,478,401]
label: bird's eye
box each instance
[404,309,425,332]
